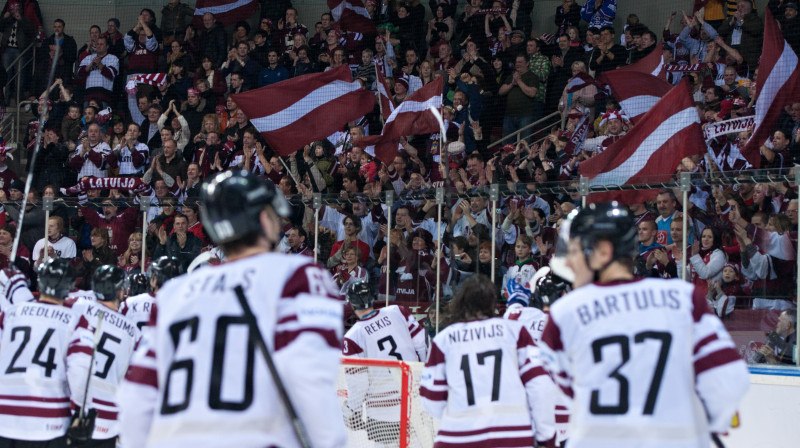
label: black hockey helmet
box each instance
[530,267,572,310]
[149,256,184,288]
[37,257,75,299]
[126,271,149,297]
[569,201,637,262]
[346,281,374,310]
[200,170,289,244]
[92,265,126,301]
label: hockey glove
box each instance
[66,408,97,445]
[505,278,531,307]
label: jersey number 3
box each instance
[377,336,402,360]
[590,331,672,415]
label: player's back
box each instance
[504,303,548,344]
[71,298,140,440]
[0,299,91,441]
[541,278,748,448]
[343,305,424,362]
[142,252,347,448]
[422,317,541,447]
[122,292,155,330]
[0,268,34,312]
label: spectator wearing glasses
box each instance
[327,214,371,268]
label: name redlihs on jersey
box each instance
[447,323,505,344]
[10,304,72,324]
[576,287,682,325]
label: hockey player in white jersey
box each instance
[341,281,427,446]
[68,265,140,447]
[121,257,183,330]
[538,202,750,448]
[504,270,572,445]
[0,267,34,312]
[0,258,93,447]
[124,271,149,298]
[420,274,557,448]
[118,170,348,448]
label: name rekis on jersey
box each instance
[447,322,505,344]
[363,315,392,335]
[575,286,681,326]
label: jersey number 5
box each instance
[590,331,672,415]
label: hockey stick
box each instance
[711,433,726,448]
[10,41,61,263]
[233,285,313,448]
[68,310,104,444]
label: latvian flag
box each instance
[741,8,800,167]
[375,66,395,120]
[580,78,706,204]
[232,65,376,156]
[355,77,443,164]
[328,0,377,35]
[193,0,258,27]
[619,43,666,80]
[598,70,673,123]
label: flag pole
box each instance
[680,172,690,281]
[374,62,385,126]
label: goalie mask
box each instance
[346,281,373,310]
[529,267,572,310]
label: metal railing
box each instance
[6,42,37,145]
[486,111,562,149]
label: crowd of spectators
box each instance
[0,0,798,331]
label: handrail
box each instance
[487,111,562,149]
[9,42,38,144]
[6,42,35,70]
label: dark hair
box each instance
[343,213,363,233]
[235,20,251,34]
[255,30,269,40]
[291,225,308,241]
[644,30,657,42]
[140,8,156,19]
[452,236,469,252]
[449,274,497,322]
[599,25,615,34]
[90,25,101,33]
[628,24,647,37]
[54,19,65,27]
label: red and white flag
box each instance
[741,8,800,167]
[599,70,673,123]
[356,77,444,163]
[232,65,376,156]
[192,0,258,27]
[581,78,705,204]
[375,66,395,121]
[620,44,665,79]
[328,0,377,35]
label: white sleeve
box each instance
[517,326,557,444]
[401,306,428,362]
[117,335,159,448]
[419,341,447,420]
[274,263,348,448]
[319,206,344,232]
[690,287,749,433]
[690,249,726,280]
[741,251,769,280]
[66,317,94,411]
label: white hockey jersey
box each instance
[118,253,347,448]
[32,236,77,265]
[70,298,140,440]
[420,318,557,447]
[539,278,750,448]
[121,292,156,330]
[342,305,428,422]
[0,268,34,313]
[504,303,570,445]
[0,299,93,441]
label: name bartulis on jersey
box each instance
[447,323,505,344]
[577,288,681,325]
[11,304,73,324]
[363,316,392,335]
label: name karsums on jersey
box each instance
[576,288,682,326]
[82,303,137,337]
[8,304,74,324]
[448,323,505,344]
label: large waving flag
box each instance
[581,79,705,203]
[356,77,444,164]
[741,8,800,167]
[599,70,673,124]
[328,0,377,35]
[232,65,375,156]
[192,0,258,27]
[619,44,665,79]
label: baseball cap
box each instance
[786,2,798,10]
[9,179,24,191]
[511,30,525,39]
